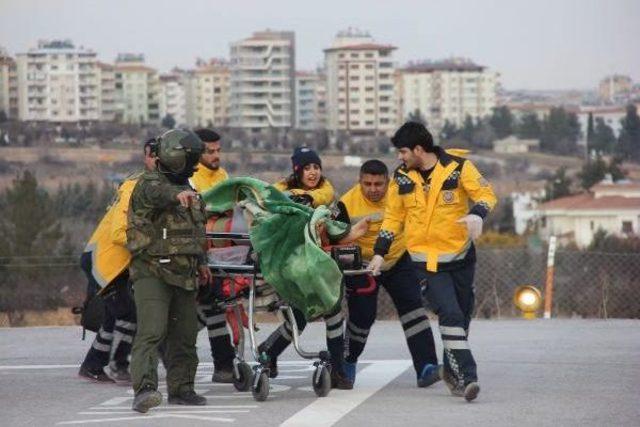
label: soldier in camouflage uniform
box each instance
[127,129,211,413]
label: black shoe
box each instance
[79,365,115,384]
[168,390,207,406]
[132,386,162,413]
[107,364,131,384]
[212,365,234,383]
[463,382,480,402]
[439,366,464,397]
[417,364,441,388]
[331,370,354,390]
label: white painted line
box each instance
[280,360,412,427]
[91,405,259,410]
[0,364,78,370]
[79,410,249,415]
[0,359,406,370]
[56,414,235,424]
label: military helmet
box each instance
[156,129,204,176]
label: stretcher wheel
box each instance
[312,364,331,397]
[233,362,253,392]
[252,371,270,401]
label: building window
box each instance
[590,221,594,230]
[622,221,633,234]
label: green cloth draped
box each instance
[202,177,348,320]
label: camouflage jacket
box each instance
[127,170,207,290]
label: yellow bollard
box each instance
[513,285,542,319]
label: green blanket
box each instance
[202,177,348,320]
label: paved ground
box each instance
[1,319,639,426]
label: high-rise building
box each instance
[295,71,326,130]
[400,58,498,131]
[194,58,230,128]
[598,75,633,104]
[0,47,18,119]
[114,53,159,124]
[229,30,295,131]
[15,40,100,122]
[96,62,118,121]
[158,69,188,126]
[324,29,397,136]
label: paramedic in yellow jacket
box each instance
[273,146,336,208]
[368,122,497,402]
[78,139,158,383]
[336,159,440,388]
[258,146,353,389]
[189,128,236,385]
[189,128,229,193]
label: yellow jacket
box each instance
[273,178,336,208]
[339,184,406,270]
[375,148,497,272]
[84,175,140,291]
[190,165,229,194]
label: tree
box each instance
[461,115,476,144]
[578,156,608,190]
[406,109,427,126]
[616,104,640,163]
[544,166,572,201]
[591,118,616,155]
[586,112,594,156]
[540,107,581,156]
[161,114,176,129]
[0,171,64,257]
[439,120,458,141]
[516,113,542,139]
[489,106,514,139]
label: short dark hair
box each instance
[360,159,388,177]
[391,121,434,152]
[194,128,221,143]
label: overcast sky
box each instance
[1,0,638,90]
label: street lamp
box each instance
[513,285,542,319]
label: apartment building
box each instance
[400,58,498,132]
[295,71,326,130]
[158,70,188,126]
[96,62,118,121]
[229,30,295,131]
[324,29,397,136]
[0,47,18,119]
[194,58,230,128]
[114,53,159,124]
[15,40,100,122]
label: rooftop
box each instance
[403,58,485,73]
[538,192,640,211]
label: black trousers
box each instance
[345,252,438,376]
[80,252,136,371]
[259,306,345,374]
[415,260,477,385]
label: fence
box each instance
[376,248,640,319]
[1,249,639,326]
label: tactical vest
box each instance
[127,172,207,289]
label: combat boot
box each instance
[168,390,207,406]
[132,385,162,413]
